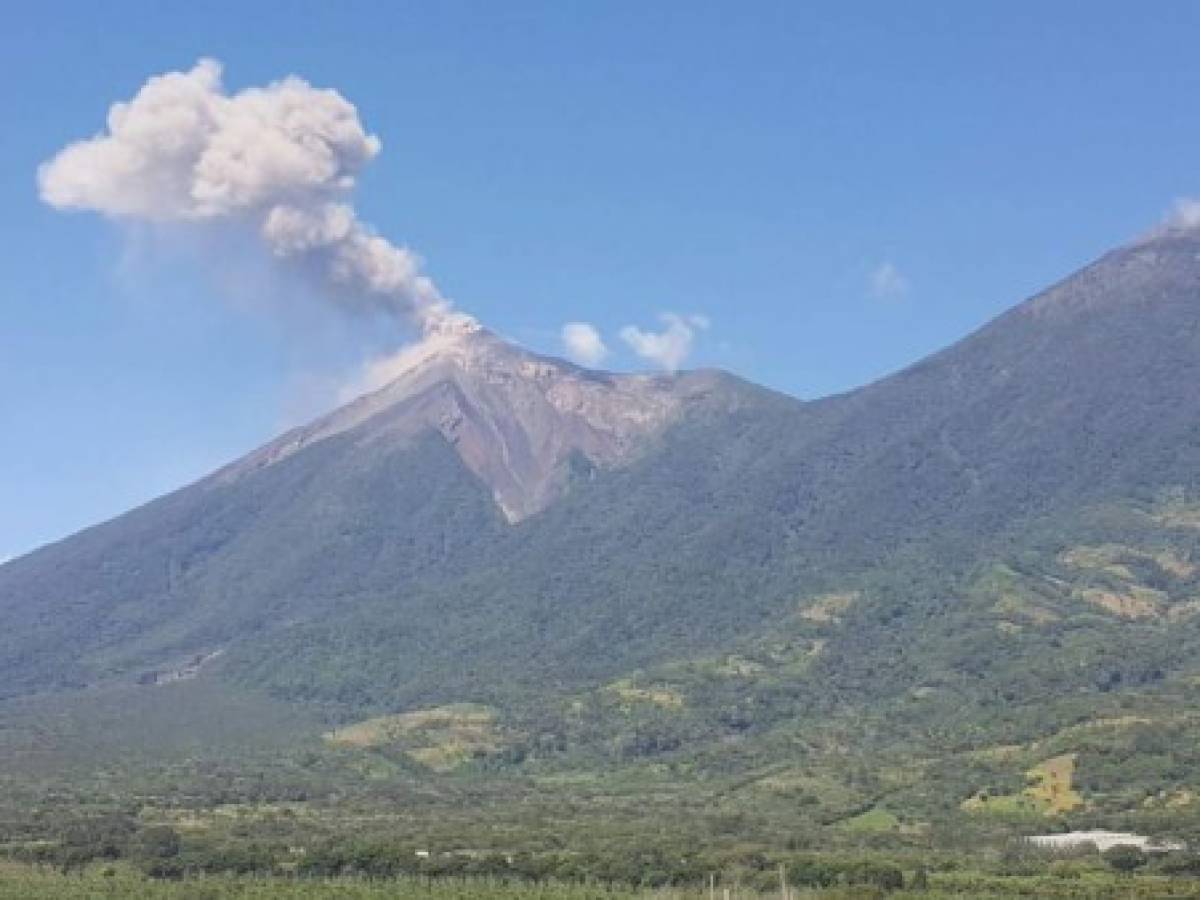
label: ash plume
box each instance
[38,58,468,335]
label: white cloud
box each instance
[1166,198,1200,229]
[869,261,909,300]
[560,321,608,367]
[619,312,708,372]
[38,58,460,333]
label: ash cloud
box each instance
[38,58,466,335]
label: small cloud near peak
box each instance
[560,321,608,367]
[1165,198,1200,230]
[620,312,708,372]
[869,261,909,300]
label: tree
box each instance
[912,864,930,890]
[1103,844,1148,875]
[134,825,181,860]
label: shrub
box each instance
[1103,844,1148,874]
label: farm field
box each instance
[0,865,645,899]
[8,863,1200,899]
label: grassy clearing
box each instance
[1168,600,1200,621]
[798,592,858,624]
[1024,754,1082,814]
[1059,544,1141,580]
[974,537,1200,626]
[324,704,505,771]
[604,680,684,709]
[837,807,900,833]
[964,754,1082,817]
[713,655,766,677]
[1075,586,1164,619]
[961,791,1039,816]
[1152,497,1200,530]
[1056,540,1200,619]
[972,564,1061,627]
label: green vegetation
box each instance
[324,704,506,772]
[964,755,1083,817]
[0,863,651,899]
[838,807,901,833]
[8,856,1200,898]
[1024,755,1083,814]
[7,488,1200,892]
[6,490,1200,893]
[1104,845,1150,874]
[8,235,1200,894]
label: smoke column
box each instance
[38,58,471,336]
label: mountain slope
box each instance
[800,229,1200,542]
[0,329,771,699]
[224,317,745,521]
[3,228,1200,738]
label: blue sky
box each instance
[3,1,1200,558]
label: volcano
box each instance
[4,229,1200,757]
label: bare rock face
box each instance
[225,320,738,521]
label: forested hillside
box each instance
[4,230,1200,885]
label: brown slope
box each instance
[222,320,750,521]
